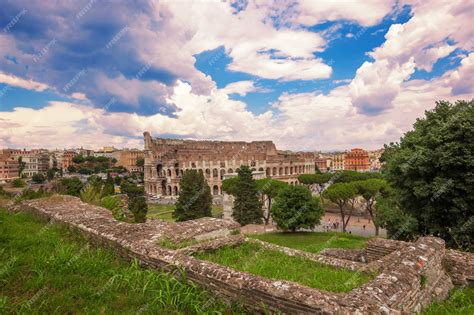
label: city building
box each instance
[368,148,384,172]
[315,156,331,173]
[331,152,346,171]
[0,150,20,183]
[345,148,370,171]
[114,149,144,172]
[61,151,77,172]
[143,132,316,197]
[93,146,117,158]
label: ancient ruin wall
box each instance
[9,196,459,314]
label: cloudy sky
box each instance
[0,0,472,151]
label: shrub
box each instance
[32,173,46,183]
[54,177,84,196]
[15,188,52,202]
[101,195,126,221]
[12,178,26,188]
[80,184,102,205]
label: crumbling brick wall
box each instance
[8,196,462,314]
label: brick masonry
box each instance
[9,196,470,314]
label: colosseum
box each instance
[143,132,317,197]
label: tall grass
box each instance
[195,242,373,292]
[250,231,368,253]
[0,208,238,314]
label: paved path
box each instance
[241,213,387,238]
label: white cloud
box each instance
[349,0,474,114]
[158,1,332,81]
[221,80,270,96]
[294,0,396,27]
[0,72,49,92]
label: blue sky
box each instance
[0,0,472,150]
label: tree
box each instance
[354,179,389,236]
[221,177,239,196]
[232,166,262,225]
[12,178,26,188]
[322,182,357,232]
[102,174,115,197]
[173,170,212,221]
[32,173,45,183]
[72,155,85,164]
[298,173,332,199]
[375,195,418,241]
[67,165,76,173]
[136,158,144,167]
[333,170,382,184]
[272,185,323,232]
[120,180,144,199]
[129,196,148,223]
[256,178,288,225]
[18,157,26,176]
[382,100,473,250]
[47,168,56,181]
[54,177,84,196]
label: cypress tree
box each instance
[173,170,212,221]
[232,166,262,225]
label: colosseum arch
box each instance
[173,186,178,195]
[213,185,219,195]
[213,169,218,178]
[272,167,277,175]
[279,167,283,175]
[228,168,233,174]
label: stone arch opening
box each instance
[279,167,283,175]
[228,168,233,174]
[174,186,178,196]
[258,167,264,172]
[167,186,172,196]
[167,169,172,177]
[266,167,270,176]
[157,164,163,176]
[161,180,166,195]
[220,169,225,178]
[205,169,210,177]
[272,167,277,175]
[213,169,218,178]
[213,185,219,195]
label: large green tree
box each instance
[298,173,332,199]
[382,100,473,250]
[256,178,288,225]
[272,185,323,232]
[232,166,262,225]
[173,170,212,221]
[322,182,357,232]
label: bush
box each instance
[67,165,76,173]
[32,173,46,184]
[129,196,148,223]
[12,178,26,188]
[54,177,84,196]
[72,155,85,163]
[15,188,52,202]
[80,184,102,205]
[272,185,324,232]
[101,195,126,221]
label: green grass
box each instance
[249,231,368,253]
[147,203,223,222]
[423,287,474,315]
[194,242,373,292]
[0,208,239,314]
